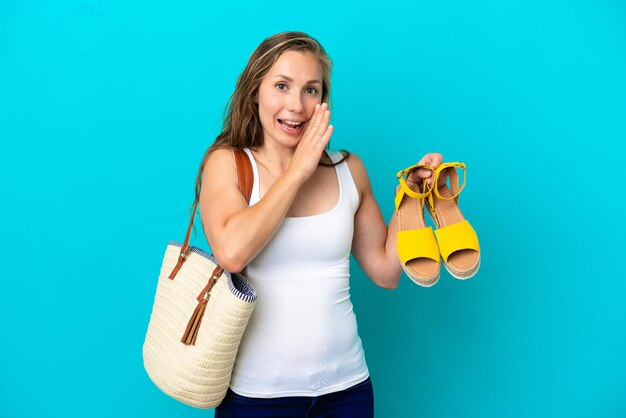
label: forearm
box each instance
[353,208,403,289]
[372,214,403,289]
[384,213,403,279]
[208,170,305,272]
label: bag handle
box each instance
[169,148,253,280]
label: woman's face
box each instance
[255,50,324,148]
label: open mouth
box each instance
[278,119,304,134]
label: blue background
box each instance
[1,0,625,417]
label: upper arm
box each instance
[346,153,390,282]
[198,148,248,256]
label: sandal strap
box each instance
[395,164,434,210]
[397,227,440,264]
[433,220,479,262]
[426,162,466,211]
[433,162,466,200]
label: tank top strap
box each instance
[327,150,360,211]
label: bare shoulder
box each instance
[344,152,372,194]
[203,147,237,174]
[199,147,248,236]
[201,147,238,190]
[200,147,247,212]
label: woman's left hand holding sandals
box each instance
[403,153,444,190]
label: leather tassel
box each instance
[180,267,223,345]
[181,297,208,345]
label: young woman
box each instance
[197,31,443,417]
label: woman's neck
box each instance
[252,141,295,175]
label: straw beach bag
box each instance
[143,149,257,408]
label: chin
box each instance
[277,133,302,147]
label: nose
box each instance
[286,92,304,113]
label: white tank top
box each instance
[228,148,370,398]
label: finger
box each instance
[303,104,321,136]
[429,153,443,168]
[310,104,323,130]
[407,170,427,182]
[314,104,328,129]
[413,174,433,186]
[313,103,328,128]
[317,109,330,136]
[320,124,333,147]
[419,153,440,166]
[417,168,432,179]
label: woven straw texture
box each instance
[143,243,257,408]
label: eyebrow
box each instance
[274,74,322,85]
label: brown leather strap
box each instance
[234,148,253,203]
[169,148,253,280]
[195,265,224,302]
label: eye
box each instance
[276,83,287,91]
[305,87,319,95]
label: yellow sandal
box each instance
[395,163,441,287]
[425,162,480,279]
